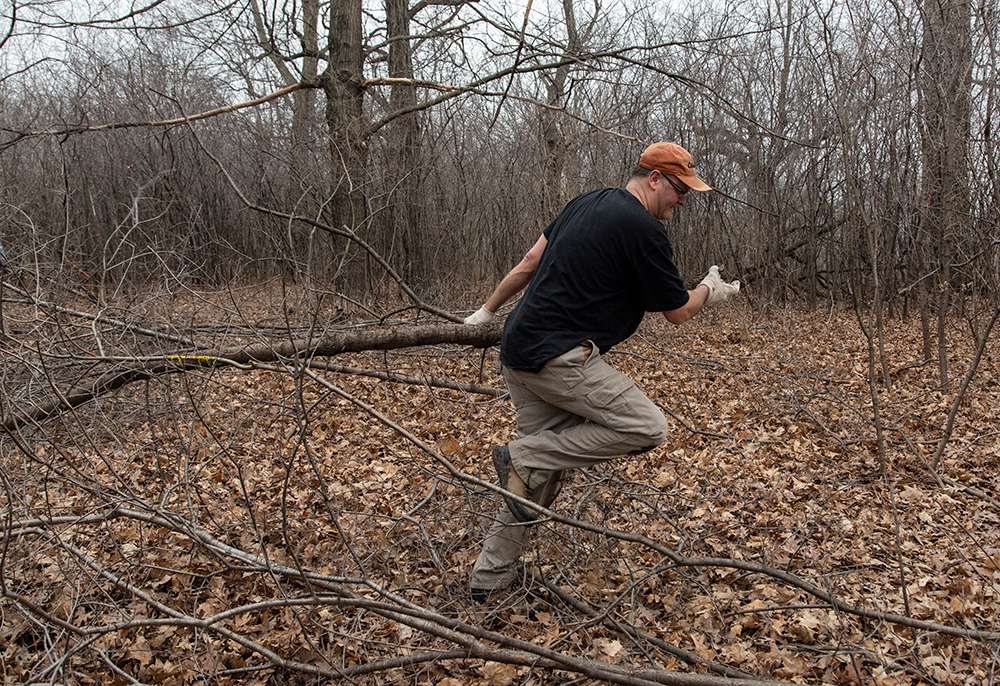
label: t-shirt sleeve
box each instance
[633,225,690,312]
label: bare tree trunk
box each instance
[249,0,325,281]
[324,0,367,250]
[538,0,581,219]
[292,0,322,182]
[385,0,425,288]
[920,0,973,385]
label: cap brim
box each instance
[678,173,712,192]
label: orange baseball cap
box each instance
[638,142,712,191]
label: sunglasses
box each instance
[663,174,688,196]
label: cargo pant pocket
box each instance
[584,372,637,423]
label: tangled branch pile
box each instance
[2,284,998,685]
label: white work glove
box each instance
[699,265,740,306]
[464,306,496,325]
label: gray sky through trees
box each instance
[0,0,995,311]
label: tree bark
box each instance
[324,0,368,237]
[385,0,425,286]
[920,0,973,385]
[538,0,580,219]
[1,322,502,432]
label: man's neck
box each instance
[625,177,654,215]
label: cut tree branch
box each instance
[2,322,501,433]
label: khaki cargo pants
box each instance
[470,342,669,592]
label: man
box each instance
[463,142,740,600]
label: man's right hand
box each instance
[699,266,740,306]
[464,306,496,325]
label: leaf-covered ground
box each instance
[2,289,999,685]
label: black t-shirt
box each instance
[500,187,690,372]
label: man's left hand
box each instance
[699,266,740,306]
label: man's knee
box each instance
[648,414,669,446]
[625,413,668,455]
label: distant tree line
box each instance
[0,1,996,330]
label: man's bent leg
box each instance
[471,372,574,593]
[506,345,668,479]
[502,364,584,489]
[469,471,563,592]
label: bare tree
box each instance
[919,0,973,384]
[5,2,1000,684]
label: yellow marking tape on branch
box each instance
[165,355,217,367]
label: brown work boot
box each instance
[491,446,535,523]
[469,582,513,604]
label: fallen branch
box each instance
[319,373,1000,644]
[6,508,793,686]
[537,573,763,681]
[3,282,202,348]
[1,321,501,432]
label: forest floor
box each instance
[2,287,999,685]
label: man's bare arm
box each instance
[483,234,547,313]
[662,266,740,325]
[662,285,710,325]
[465,234,548,324]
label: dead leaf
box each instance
[479,661,518,686]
